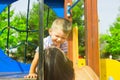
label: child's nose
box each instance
[57,38,62,42]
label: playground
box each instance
[0,0,120,80]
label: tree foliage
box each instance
[100,15,120,59]
[0,8,17,49]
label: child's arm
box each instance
[24,52,39,79]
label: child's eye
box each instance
[55,35,59,38]
[62,38,66,40]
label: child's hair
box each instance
[44,47,74,80]
[51,18,72,34]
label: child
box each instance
[24,17,72,78]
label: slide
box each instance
[0,48,30,78]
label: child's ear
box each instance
[48,28,52,35]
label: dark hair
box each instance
[44,47,74,80]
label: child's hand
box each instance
[24,73,37,79]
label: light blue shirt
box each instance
[36,36,68,53]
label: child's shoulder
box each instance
[44,36,51,40]
[44,36,52,44]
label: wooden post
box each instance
[64,0,79,68]
[84,0,100,77]
[64,0,73,62]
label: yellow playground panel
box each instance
[77,59,120,80]
[101,59,120,80]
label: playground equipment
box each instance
[0,0,100,79]
[0,48,30,78]
[101,59,120,80]
[78,58,120,80]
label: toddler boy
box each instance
[24,17,72,78]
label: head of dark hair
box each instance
[44,47,74,80]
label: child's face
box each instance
[49,29,69,47]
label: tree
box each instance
[100,15,120,59]
[0,7,17,50]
